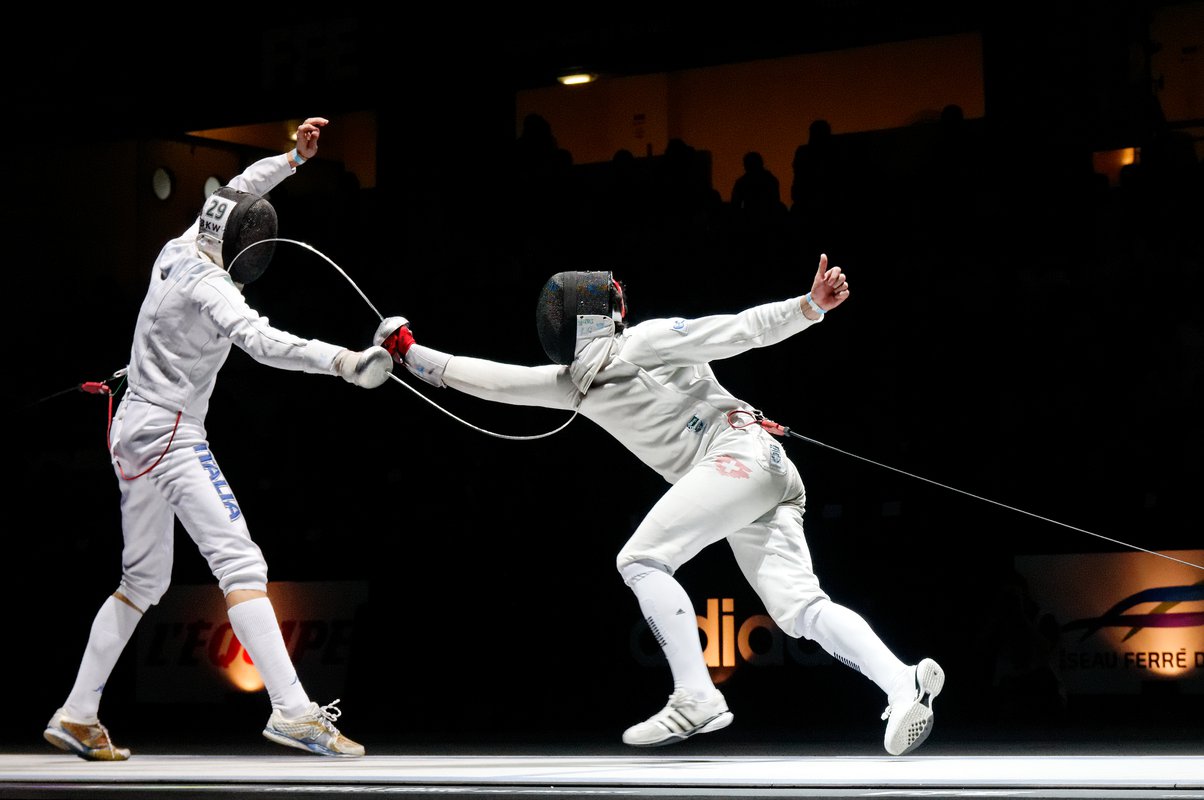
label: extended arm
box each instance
[198,275,390,388]
[373,316,579,409]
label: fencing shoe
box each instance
[622,688,733,747]
[262,699,365,757]
[882,658,944,755]
[43,709,130,761]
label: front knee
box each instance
[113,591,147,615]
[618,558,670,587]
[793,596,831,640]
[225,588,268,609]
[118,575,170,611]
[213,556,268,596]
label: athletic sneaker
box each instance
[43,709,130,761]
[262,699,365,757]
[622,688,733,746]
[882,658,944,756]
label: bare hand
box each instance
[808,253,849,312]
[295,117,329,160]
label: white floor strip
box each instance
[2,753,1201,791]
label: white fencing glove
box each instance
[333,346,392,388]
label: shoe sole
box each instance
[887,659,944,756]
[624,710,734,747]
[44,728,84,756]
[262,728,362,757]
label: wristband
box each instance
[804,293,826,315]
[290,148,306,165]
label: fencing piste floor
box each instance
[2,750,1202,799]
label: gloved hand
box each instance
[333,346,393,388]
[373,315,414,363]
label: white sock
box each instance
[621,561,715,699]
[227,597,310,717]
[63,595,142,723]
[798,598,910,698]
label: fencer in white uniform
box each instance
[44,118,388,761]
[375,254,944,755]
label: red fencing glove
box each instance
[373,315,413,363]
[384,325,415,360]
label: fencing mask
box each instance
[536,271,627,365]
[196,187,278,285]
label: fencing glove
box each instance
[333,346,392,388]
[372,315,446,388]
[373,316,414,362]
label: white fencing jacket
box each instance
[124,154,343,419]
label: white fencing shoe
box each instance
[882,658,944,755]
[622,688,733,747]
[43,709,130,761]
[262,699,365,757]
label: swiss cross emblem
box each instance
[714,455,751,479]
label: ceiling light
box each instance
[557,72,597,86]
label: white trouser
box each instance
[616,424,828,633]
[110,394,268,611]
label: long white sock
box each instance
[798,598,910,698]
[62,595,143,723]
[227,597,310,717]
[621,561,715,699]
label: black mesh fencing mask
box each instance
[536,271,626,365]
[197,186,278,285]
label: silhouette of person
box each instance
[655,137,721,228]
[790,120,847,256]
[513,113,562,183]
[595,148,653,262]
[790,120,837,212]
[730,151,788,267]
[731,151,784,218]
[911,104,986,256]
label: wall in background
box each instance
[517,33,985,204]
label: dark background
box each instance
[7,4,1202,757]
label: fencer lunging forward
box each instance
[44,117,390,761]
[375,255,943,755]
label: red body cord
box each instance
[95,385,181,480]
[725,408,789,436]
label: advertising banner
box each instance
[134,581,368,703]
[1015,550,1203,695]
